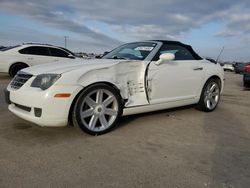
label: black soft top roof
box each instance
[150,40,203,60]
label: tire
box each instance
[73,83,123,135]
[196,79,221,112]
[244,80,250,88]
[9,63,29,77]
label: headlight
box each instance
[31,74,61,90]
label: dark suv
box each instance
[234,63,247,74]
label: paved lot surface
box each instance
[0,72,249,188]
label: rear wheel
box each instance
[9,63,29,77]
[73,83,123,135]
[197,79,221,112]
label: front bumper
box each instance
[4,89,11,104]
[6,84,83,127]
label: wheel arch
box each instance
[196,75,222,112]
[68,81,125,125]
[206,75,222,88]
[9,62,29,74]
[199,75,223,100]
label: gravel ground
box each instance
[0,72,249,188]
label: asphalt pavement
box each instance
[0,72,249,188]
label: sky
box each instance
[0,0,250,62]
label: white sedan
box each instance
[5,40,224,135]
[0,43,78,77]
[222,64,235,72]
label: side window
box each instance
[49,48,70,58]
[19,46,50,56]
[153,44,195,61]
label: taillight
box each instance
[246,64,250,73]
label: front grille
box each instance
[10,72,33,89]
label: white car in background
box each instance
[222,64,235,72]
[0,43,78,77]
[5,40,224,135]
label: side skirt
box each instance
[122,97,199,116]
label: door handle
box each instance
[27,57,33,60]
[193,67,203,71]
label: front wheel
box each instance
[197,79,221,112]
[9,63,29,77]
[73,84,123,135]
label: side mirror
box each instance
[103,51,109,56]
[155,53,175,65]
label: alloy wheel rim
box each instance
[204,82,220,110]
[80,89,118,132]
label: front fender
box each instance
[77,67,129,99]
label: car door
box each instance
[19,46,53,66]
[48,47,75,62]
[147,44,205,104]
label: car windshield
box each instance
[103,42,157,60]
[1,45,21,51]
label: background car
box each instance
[222,64,235,72]
[234,62,247,74]
[5,40,224,135]
[0,43,79,77]
[243,63,250,88]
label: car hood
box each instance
[22,59,125,75]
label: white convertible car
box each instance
[5,40,224,135]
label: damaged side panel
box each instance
[77,61,150,107]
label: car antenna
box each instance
[216,46,225,64]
